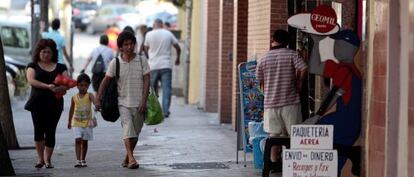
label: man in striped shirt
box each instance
[256,29,308,168]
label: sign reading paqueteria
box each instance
[283,149,338,177]
[291,125,333,150]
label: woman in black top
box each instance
[25,39,69,168]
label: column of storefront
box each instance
[218,0,234,123]
[204,0,220,112]
[231,0,248,130]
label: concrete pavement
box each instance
[7,89,280,177]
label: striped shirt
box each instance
[106,55,150,107]
[256,48,307,109]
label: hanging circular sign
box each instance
[310,5,337,33]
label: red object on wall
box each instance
[310,5,338,33]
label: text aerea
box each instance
[300,139,319,145]
[310,14,336,25]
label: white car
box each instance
[87,4,145,34]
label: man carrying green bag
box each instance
[145,87,164,125]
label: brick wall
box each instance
[231,0,248,129]
[247,0,271,59]
[218,0,234,123]
[367,0,388,176]
[248,0,288,59]
[205,0,220,112]
[408,0,414,173]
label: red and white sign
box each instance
[287,5,340,35]
[290,125,333,150]
[283,149,338,177]
[310,5,337,33]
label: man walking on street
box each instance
[80,35,114,92]
[96,31,150,169]
[256,29,308,171]
[144,19,181,118]
[41,19,73,73]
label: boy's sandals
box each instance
[127,162,139,169]
[81,160,88,167]
[45,163,54,169]
[74,161,82,168]
[122,161,128,168]
[34,162,45,168]
[75,160,87,168]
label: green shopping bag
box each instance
[145,88,164,125]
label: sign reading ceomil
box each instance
[283,149,338,177]
[291,125,333,149]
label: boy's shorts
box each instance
[73,127,93,141]
[119,106,145,140]
[263,104,302,135]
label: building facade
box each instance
[187,0,414,176]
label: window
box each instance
[0,26,29,49]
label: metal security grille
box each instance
[170,162,229,169]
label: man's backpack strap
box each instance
[115,57,120,80]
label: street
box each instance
[7,32,276,177]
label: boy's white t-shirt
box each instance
[144,29,178,70]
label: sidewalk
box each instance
[7,89,277,177]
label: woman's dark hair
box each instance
[100,35,109,45]
[32,39,58,63]
[117,31,136,48]
[77,73,91,84]
[272,29,290,47]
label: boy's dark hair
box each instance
[272,29,289,47]
[100,35,109,45]
[123,26,134,34]
[51,19,60,30]
[117,31,136,48]
[77,73,91,84]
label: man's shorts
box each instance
[119,106,145,140]
[73,127,93,141]
[263,104,302,135]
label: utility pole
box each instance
[40,0,49,31]
[31,0,48,46]
[0,36,15,175]
[0,124,15,176]
[183,0,192,104]
[0,35,20,149]
[31,0,41,49]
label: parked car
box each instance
[72,1,98,31]
[87,4,145,34]
[0,15,32,64]
[146,11,177,28]
[4,56,21,100]
[4,55,28,99]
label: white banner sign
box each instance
[291,125,333,149]
[283,149,338,177]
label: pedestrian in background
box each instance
[256,29,308,171]
[135,25,149,58]
[68,73,96,168]
[96,31,150,169]
[105,24,121,51]
[80,35,114,92]
[25,39,69,169]
[144,19,181,118]
[41,19,73,75]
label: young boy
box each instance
[68,74,96,167]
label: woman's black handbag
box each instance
[100,58,120,122]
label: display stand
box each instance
[236,61,264,167]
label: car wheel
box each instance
[86,25,95,34]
